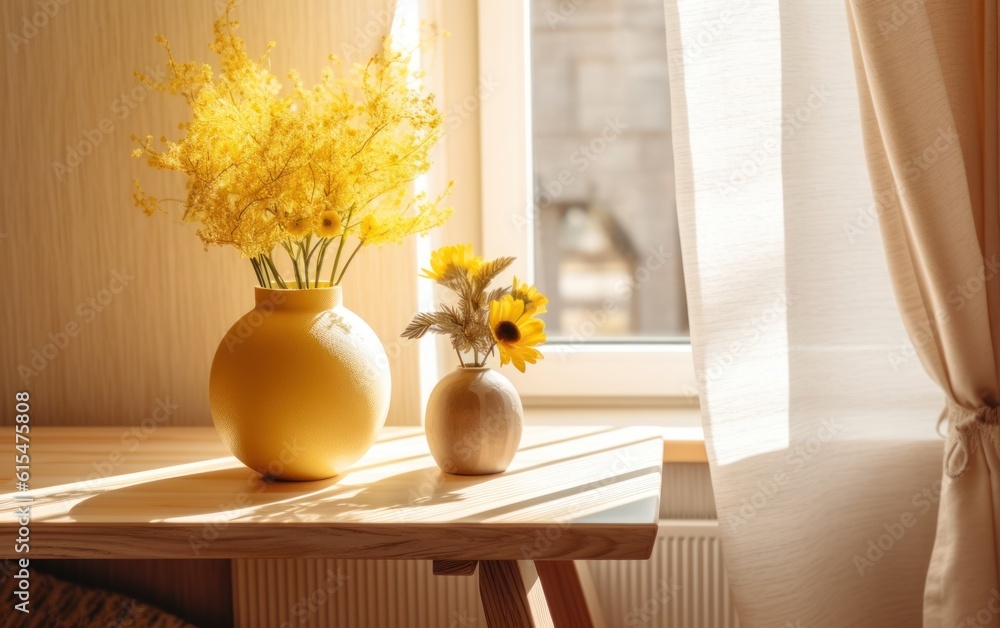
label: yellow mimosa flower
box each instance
[315,210,343,238]
[511,276,548,315]
[285,215,311,238]
[489,295,546,373]
[421,243,483,281]
[359,214,380,242]
[130,0,451,285]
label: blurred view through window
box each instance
[530,0,687,341]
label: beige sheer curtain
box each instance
[846,1,1000,624]
[664,0,945,624]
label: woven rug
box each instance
[0,561,192,628]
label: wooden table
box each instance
[1,426,662,627]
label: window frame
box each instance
[476,0,696,402]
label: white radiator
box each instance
[586,520,739,628]
[232,521,737,628]
[232,558,485,628]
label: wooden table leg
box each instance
[535,561,605,628]
[479,560,554,628]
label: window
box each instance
[479,0,695,404]
[530,0,687,342]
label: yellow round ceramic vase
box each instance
[424,366,523,475]
[209,286,391,481]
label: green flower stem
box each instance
[329,207,355,285]
[282,241,303,288]
[308,237,324,260]
[314,239,332,288]
[263,254,288,289]
[308,238,326,288]
[250,257,265,287]
[257,254,272,288]
[298,240,310,287]
[259,255,269,285]
[334,242,363,286]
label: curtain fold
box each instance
[664,0,944,624]
[846,1,1000,624]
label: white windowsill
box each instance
[524,406,707,463]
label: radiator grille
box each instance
[232,521,737,628]
[587,521,739,627]
[232,559,485,628]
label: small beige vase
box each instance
[209,286,391,481]
[424,366,523,475]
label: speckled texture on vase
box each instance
[210,286,391,481]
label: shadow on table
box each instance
[61,427,653,524]
[61,465,476,523]
[62,466,344,521]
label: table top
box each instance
[1,426,662,561]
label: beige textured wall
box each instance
[431,0,483,252]
[0,0,428,426]
[422,0,485,373]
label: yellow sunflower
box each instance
[421,243,483,280]
[489,295,546,373]
[315,210,343,238]
[511,276,548,315]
